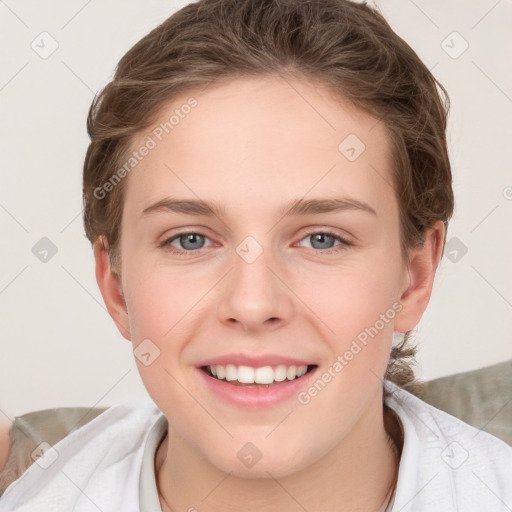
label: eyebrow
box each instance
[141,196,377,218]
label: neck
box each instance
[156,396,401,512]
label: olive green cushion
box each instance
[415,359,512,446]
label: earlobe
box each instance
[394,221,445,333]
[93,236,131,341]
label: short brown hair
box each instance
[82,0,454,392]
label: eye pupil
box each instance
[310,233,335,250]
[180,233,205,250]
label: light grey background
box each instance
[1,0,511,418]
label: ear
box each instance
[394,221,445,333]
[94,236,131,341]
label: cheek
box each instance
[123,259,206,340]
[122,266,206,409]
[293,256,401,383]
[301,265,400,336]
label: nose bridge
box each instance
[217,234,292,329]
[233,234,278,306]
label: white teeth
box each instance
[255,366,274,384]
[297,366,307,377]
[274,365,287,382]
[225,364,237,381]
[237,365,255,383]
[286,365,297,380]
[207,364,310,384]
[216,365,226,380]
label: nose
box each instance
[216,242,294,333]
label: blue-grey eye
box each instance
[177,233,206,250]
[309,233,337,250]
[168,233,205,251]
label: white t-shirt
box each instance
[0,381,511,511]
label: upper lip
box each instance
[197,354,317,368]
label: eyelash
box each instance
[158,229,353,256]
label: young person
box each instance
[1,0,511,510]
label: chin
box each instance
[203,440,315,480]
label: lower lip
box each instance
[197,367,318,408]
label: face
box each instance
[110,75,412,477]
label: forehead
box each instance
[123,75,396,220]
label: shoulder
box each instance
[385,381,512,511]
[0,405,110,497]
[0,402,163,510]
[386,380,512,453]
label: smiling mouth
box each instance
[200,364,318,388]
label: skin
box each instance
[95,75,444,512]
[0,416,11,474]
